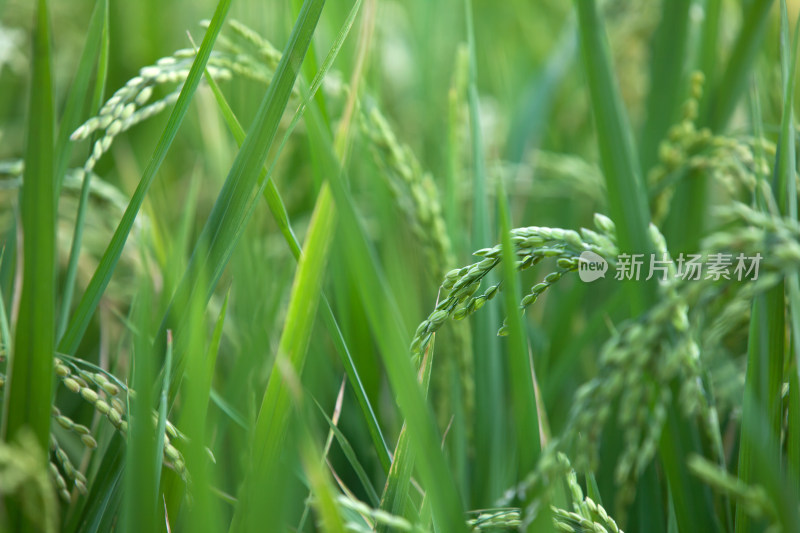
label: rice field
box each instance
[1,0,799,532]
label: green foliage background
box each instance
[0,0,799,532]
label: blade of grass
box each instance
[296,415,348,533]
[465,0,506,506]
[574,0,654,285]
[313,397,380,507]
[69,436,125,533]
[0,252,12,366]
[58,0,110,341]
[290,0,330,127]
[209,388,248,430]
[201,0,392,470]
[124,286,159,533]
[788,355,800,494]
[155,0,326,397]
[497,177,540,476]
[376,339,434,531]
[182,287,227,533]
[0,229,15,321]
[57,0,233,355]
[229,154,336,533]
[658,386,719,533]
[304,100,469,532]
[696,0,721,99]
[707,0,775,130]
[2,15,56,533]
[154,332,173,493]
[281,365,346,533]
[53,0,108,192]
[639,0,691,173]
[787,11,800,475]
[297,379,349,532]
[735,386,800,533]
[776,0,799,219]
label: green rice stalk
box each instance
[498,177,541,476]
[376,338,434,531]
[2,3,56,531]
[464,0,506,505]
[58,0,111,342]
[199,6,393,473]
[57,0,233,357]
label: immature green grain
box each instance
[48,461,70,502]
[224,19,283,64]
[50,436,87,495]
[523,150,605,203]
[647,72,777,223]
[1,162,137,217]
[549,453,624,533]
[336,494,522,533]
[69,20,308,181]
[70,55,232,173]
[555,199,800,518]
[49,357,188,482]
[411,217,619,362]
[360,104,454,276]
[563,245,703,516]
[466,509,522,531]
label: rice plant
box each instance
[1,0,800,532]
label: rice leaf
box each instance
[154,0,326,398]
[229,159,335,533]
[182,288,228,533]
[57,0,110,340]
[376,339,434,531]
[53,0,108,192]
[574,0,653,277]
[308,101,469,533]
[293,384,347,533]
[465,0,506,505]
[313,397,380,507]
[201,0,391,470]
[2,0,56,500]
[707,0,775,130]
[57,0,233,355]
[640,0,691,173]
[497,177,540,475]
[124,286,159,533]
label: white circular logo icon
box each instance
[578,251,608,282]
